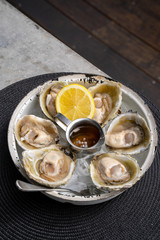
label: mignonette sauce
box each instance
[70,124,100,148]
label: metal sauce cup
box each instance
[55,113,105,153]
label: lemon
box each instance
[55,84,95,121]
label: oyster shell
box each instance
[105,113,150,154]
[90,153,140,190]
[22,145,76,187]
[88,81,122,126]
[39,81,67,120]
[15,115,59,150]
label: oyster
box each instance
[88,81,122,126]
[39,81,67,120]
[105,113,150,154]
[22,145,76,187]
[90,153,140,190]
[15,115,59,150]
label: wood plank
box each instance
[86,0,160,51]
[49,0,160,82]
[7,0,160,108]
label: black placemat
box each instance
[0,73,159,240]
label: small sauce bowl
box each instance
[55,113,105,153]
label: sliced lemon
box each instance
[55,84,95,121]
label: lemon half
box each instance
[55,84,95,121]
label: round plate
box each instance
[8,74,158,205]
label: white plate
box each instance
[8,74,158,205]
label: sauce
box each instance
[70,124,100,148]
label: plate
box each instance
[8,74,158,205]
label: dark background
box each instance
[7,0,160,108]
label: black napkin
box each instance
[0,73,159,240]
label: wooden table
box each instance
[3,0,160,108]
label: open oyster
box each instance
[88,81,122,126]
[39,81,67,120]
[90,153,140,190]
[22,145,76,187]
[15,115,59,150]
[105,113,150,154]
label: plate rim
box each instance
[7,73,158,205]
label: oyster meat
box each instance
[105,113,151,154]
[22,145,76,187]
[15,115,59,150]
[39,81,67,120]
[90,153,140,190]
[93,93,112,124]
[88,81,122,126]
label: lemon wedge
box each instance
[55,84,95,121]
